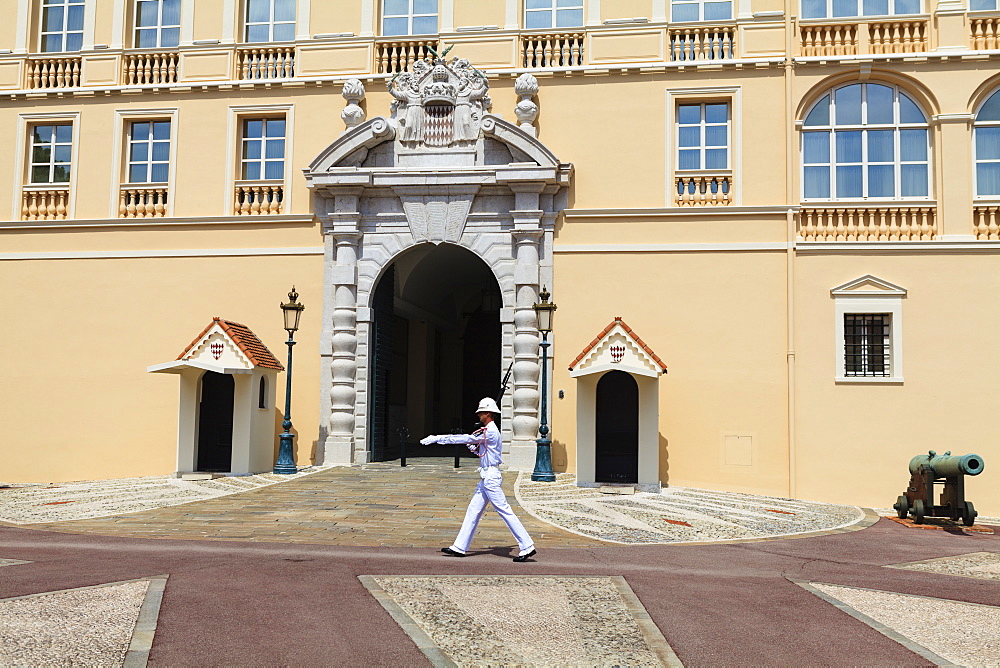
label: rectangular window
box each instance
[135,0,181,48]
[802,0,919,18]
[29,124,73,184]
[672,0,732,22]
[383,0,438,35]
[41,0,85,53]
[525,0,583,30]
[843,313,891,377]
[245,0,295,42]
[241,117,286,180]
[127,120,171,183]
[970,0,998,9]
[677,103,730,171]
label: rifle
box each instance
[496,360,514,404]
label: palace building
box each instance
[2,0,999,516]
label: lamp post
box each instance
[531,287,557,482]
[274,286,304,474]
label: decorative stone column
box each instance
[509,229,542,470]
[321,187,364,464]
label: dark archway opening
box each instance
[197,371,234,472]
[369,244,502,462]
[595,370,639,483]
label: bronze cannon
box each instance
[893,450,984,526]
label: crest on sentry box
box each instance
[568,317,668,378]
[174,317,283,372]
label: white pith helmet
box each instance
[475,397,501,414]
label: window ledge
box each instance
[798,14,930,23]
[836,376,904,384]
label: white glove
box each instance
[420,435,439,445]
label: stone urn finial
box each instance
[514,73,539,137]
[341,79,366,131]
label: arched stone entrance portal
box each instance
[304,56,572,471]
[368,243,502,461]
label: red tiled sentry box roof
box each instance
[177,317,284,371]
[568,317,668,373]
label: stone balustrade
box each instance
[801,24,859,56]
[234,182,283,215]
[21,188,69,221]
[521,32,585,68]
[799,205,936,240]
[119,186,168,218]
[237,46,295,80]
[869,20,927,53]
[974,203,1000,240]
[27,57,82,89]
[375,39,439,74]
[123,52,178,85]
[668,27,736,61]
[971,17,1000,50]
[674,174,733,206]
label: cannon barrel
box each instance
[908,451,985,477]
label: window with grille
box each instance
[29,124,73,184]
[802,83,930,201]
[41,0,85,53]
[135,0,181,48]
[383,0,438,36]
[241,118,285,180]
[678,103,730,170]
[844,313,891,377]
[975,88,1000,198]
[245,0,295,42]
[525,0,583,30]
[802,0,919,18]
[672,0,732,22]
[127,120,171,183]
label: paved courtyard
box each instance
[1,458,998,666]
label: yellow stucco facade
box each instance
[2,0,999,517]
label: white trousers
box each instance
[451,467,534,555]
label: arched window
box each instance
[975,89,1000,198]
[258,376,267,409]
[802,83,930,201]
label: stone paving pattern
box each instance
[14,460,600,549]
[516,474,864,543]
[370,576,668,667]
[811,582,1000,667]
[887,551,1000,581]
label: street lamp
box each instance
[274,286,304,474]
[531,286,557,482]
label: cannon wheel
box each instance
[894,495,909,519]
[912,499,926,524]
[963,501,977,527]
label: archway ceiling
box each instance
[395,244,499,323]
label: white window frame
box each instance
[974,89,1000,200]
[801,0,922,19]
[382,0,439,36]
[801,83,931,202]
[134,0,182,49]
[245,0,296,43]
[28,123,74,185]
[832,275,905,384]
[126,119,172,185]
[666,86,742,206]
[111,108,179,218]
[525,0,584,30]
[226,104,294,215]
[240,117,286,182]
[676,101,730,171]
[969,0,998,10]
[40,0,86,53]
[13,111,81,220]
[671,0,733,23]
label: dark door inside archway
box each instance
[197,371,234,472]
[369,244,501,462]
[595,370,639,483]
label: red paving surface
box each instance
[1,518,997,666]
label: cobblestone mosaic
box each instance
[887,551,1000,581]
[366,576,678,667]
[0,466,331,524]
[515,473,865,543]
